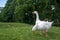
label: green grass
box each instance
[0,23,60,40]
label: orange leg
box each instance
[45,32,48,37]
[32,31,35,34]
[39,31,42,35]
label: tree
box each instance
[1,0,60,25]
[1,0,16,22]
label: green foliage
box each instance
[1,0,60,24]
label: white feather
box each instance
[32,11,53,32]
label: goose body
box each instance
[32,11,53,32]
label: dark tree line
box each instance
[0,0,60,25]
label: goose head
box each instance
[32,11,38,14]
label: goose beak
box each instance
[32,12,34,14]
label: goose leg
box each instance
[32,31,35,34]
[32,25,37,34]
[46,32,48,37]
[39,31,42,35]
[45,30,48,37]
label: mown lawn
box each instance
[0,23,60,40]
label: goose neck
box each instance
[35,13,39,21]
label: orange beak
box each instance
[32,12,34,14]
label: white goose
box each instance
[32,11,53,37]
